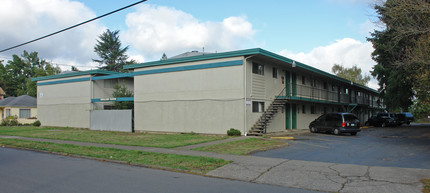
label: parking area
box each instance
[254,124,430,169]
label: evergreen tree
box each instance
[93,29,135,72]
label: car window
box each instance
[343,114,358,121]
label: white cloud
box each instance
[123,4,256,59]
[0,0,105,67]
[279,38,379,89]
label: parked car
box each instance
[365,113,397,127]
[309,112,361,136]
[395,112,414,125]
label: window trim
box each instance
[252,62,264,75]
[272,67,278,78]
[252,101,265,113]
[19,109,31,119]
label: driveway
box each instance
[254,124,430,169]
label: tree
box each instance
[93,29,135,72]
[331,64,370,86]
[1,51,61,97]
[368,0,430,111]
[112,82,133,109]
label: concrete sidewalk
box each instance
[1,135,429,193]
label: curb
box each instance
[270,136,294,140]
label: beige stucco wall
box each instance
[134,58,245,134]
[37,75,91,128]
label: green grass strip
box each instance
[193,138,288,155]
[0,126,228,148]
[0,138,230,174]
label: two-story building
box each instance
[33,48,384,135]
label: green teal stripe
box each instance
[37,77,90,86]
[37,60,242,86]
[91,97,134,102]
[133,60,242,76]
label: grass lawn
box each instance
[423,179,430,193]
[0,138,230,174]
[0,126,228,148]
[193,138,288,155]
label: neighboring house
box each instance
[32,48,384,135]
[0,95,38,124]
[0,87,6,100]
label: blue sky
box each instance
[83,0,376,53]
[0,0,379,88]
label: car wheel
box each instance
[333,128,340,135]
[351,132,357,136]
[381,122,386,128]
[310,126,317,133]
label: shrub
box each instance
[33,120,41,127]
[227,128,241,136]
[1,116,19,126]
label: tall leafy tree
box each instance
[368,0,430,111]
[1,51,61,97]
[93,29,135,72]
[331,64,370,86]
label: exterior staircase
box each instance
[247,97,289,136]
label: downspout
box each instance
[243,55,254,136]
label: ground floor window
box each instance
[252,101,265,112]
[311,105,317,114]
[302,105,306,114]
[6,109,11,117]
[19,109,31,118]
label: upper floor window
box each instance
[323,82,328,90]
[272,67,278,78]
[302,76,306,85]
[311,79,317,87]
[252,62,264,75]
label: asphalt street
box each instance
[0,148,321,193]
[254,124,430,169]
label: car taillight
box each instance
[342,122,346,127]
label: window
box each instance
[252,101,265,112]
[311,79,317,87]
[272,67,278,78]
[323,107,328,114]
[302,105,306,114]
[19,109,31,118]
[6,109,11,117]
[302,76,306,85]
[323,82,328,90]
[311,106,316,114]
[252,62,264,75]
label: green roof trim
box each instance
[124,48,378,93]
[32,70,119,82]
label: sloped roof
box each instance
[0,95,36,107]
[0,87,5,96]
[31,70,119,82]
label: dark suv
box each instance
[395,112,414,125]
[365,113,397,127]
[309,113,361,136]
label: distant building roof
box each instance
[0,87,5,96]
[169,51,213,59]
[0,95,36,107]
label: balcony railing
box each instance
[277,84,384,108]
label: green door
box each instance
[285,104,291,129]
[292,73,297,96]
[285,71,291,96]
[292,104,297,129]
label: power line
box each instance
[0,0,148,53]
